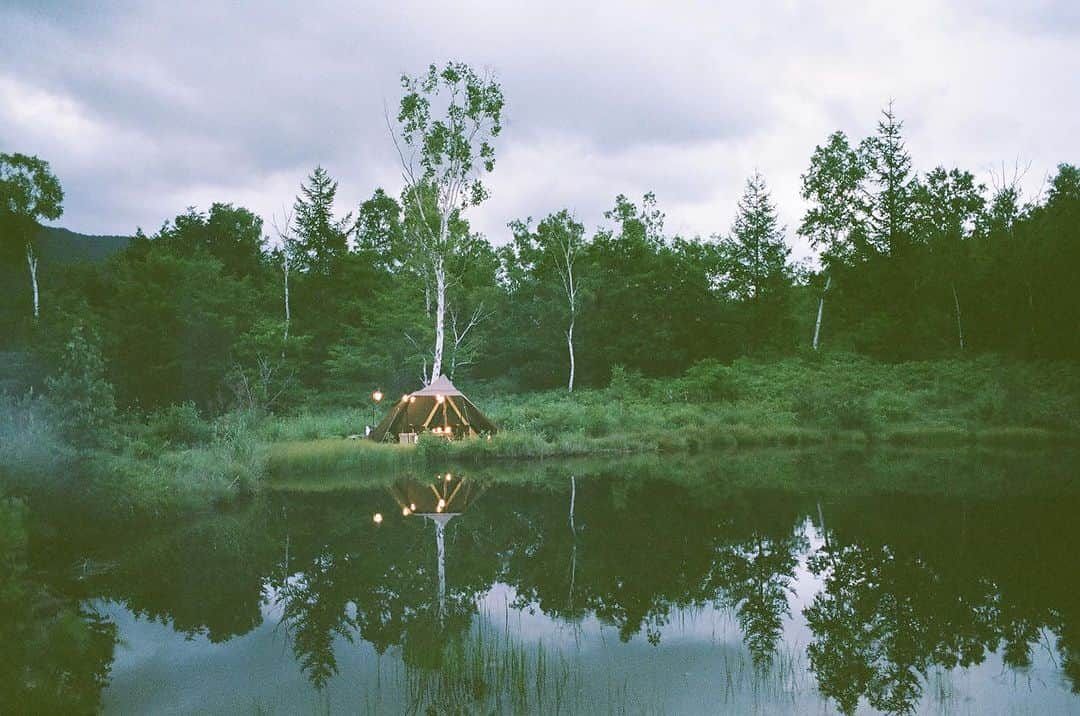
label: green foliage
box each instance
[417,432,452,465]
[146,401,213,449]
[44,323,117,448]
[397,61,504,207]
[678,359,739,401]
[291,166,351,276]
[154,203,266,277]
[0,152,64,262]
[0,498,116,714]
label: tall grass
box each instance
[263,355,1080,477]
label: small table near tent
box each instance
[368,375,498,443]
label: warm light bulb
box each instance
[373,513,383,524]
[444,473,452,482]
[402,507,411,516]
[437,498,446,508]
[372,390,383,402]
[436,394,445,403]
[410,503,416,511]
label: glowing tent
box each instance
[369,375,498,442]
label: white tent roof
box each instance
[410,375,464,397]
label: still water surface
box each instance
[11,449,1080,714]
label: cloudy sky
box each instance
[2,1,1076,260]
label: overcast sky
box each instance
[2,1,1076,260]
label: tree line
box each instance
[2,62,1077,416]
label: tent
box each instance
[369,375,498,442]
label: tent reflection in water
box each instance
[369,375,498,442]
[388,473,486,626]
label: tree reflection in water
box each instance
[13,450,1080,714]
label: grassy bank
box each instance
[4,354,1078,515]
[266,354,1080,477]
[0,395,267,523]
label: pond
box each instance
[5,448,1080,714]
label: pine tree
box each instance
[721,172,793,351]
[722,172,791,303]
[860,102,914,256]
[291,166,350,275]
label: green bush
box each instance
[608,364,647,398]
[43,325,117,449]
[417,433,452,465]
[146,402,213,448]
[679,359,739,401]
[793,386,876,433]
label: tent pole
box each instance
[421,401,441,429]
[445,396,471,431]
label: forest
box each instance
[2,62,1079,516]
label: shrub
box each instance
[793,386,876,433]
[417,433,452,465]
[608,365,647,398]
[44,324,117,449]
[147,402,213,448]
[680,359,739,401]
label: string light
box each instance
[373,513,383,524]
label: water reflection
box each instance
[8,449,1080,714]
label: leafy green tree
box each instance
[799,131,868,268]
[103,248,256,410]
[910,167,985,350]
[155,203,267,278]
[354,187,404,265]
[0,153,64,319]
[580,193,730,382]
[508,210,588,391]
[393,61,504,381]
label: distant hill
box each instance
[1,226,131,361]
[34,225,131,264]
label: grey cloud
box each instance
[0,0,1076,257]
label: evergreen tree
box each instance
[720,172,793,352]
[859,102,914,256]
[722,172,791,302]
[292,166,351,275]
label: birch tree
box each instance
[271,209,295,341]
[509,210,586,391]
[0,153,64,319]
[798,132,865,350]
[391,61,504,383]
[911,167,985,350]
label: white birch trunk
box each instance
[952,283,964,351]
[431,256,446,382]
[566,317,576,393]
[812,275,831,351]
[282,252,291,341]
[27,243,39,319]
